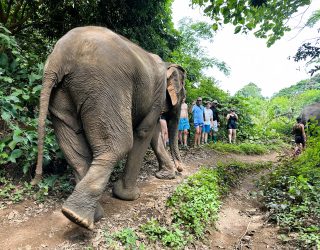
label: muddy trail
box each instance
[0,147,280,249]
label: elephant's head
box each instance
[165,64,186,109]
[164,64,186,171]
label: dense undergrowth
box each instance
[97,161,271,249]
[207,141,283,155]
[259,128,320,248]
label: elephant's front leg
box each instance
[113,114,158,201]
[151,123,176,179]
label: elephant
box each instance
[301,102,320,126]
[32,26,186,230]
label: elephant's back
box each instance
[301,102,320,124]
[54,26,158,70]
[48,26,166,126]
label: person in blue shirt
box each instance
[191,97,204,147]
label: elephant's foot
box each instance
[112,179,140,201]
[155,169,176,179]
[174,161,185,172]
[62,206,94,230]
[61,192,96,230]
[94,203,105,222]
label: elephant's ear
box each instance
[167,64,186,107]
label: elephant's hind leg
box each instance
[62,108,133,230]
[51,116,105,223]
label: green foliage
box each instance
[167,167,221,237]
[259,128,320,247]
[207,142,273,155]
[113,228,144,250]
[186,77,229,104]
[274,74,320,98]
[191,0,311,47]
[0,24,60,176]
[1,0,179,61]
[141,219,189,248]
[0,175,33,203]
[169,18,230,89]
[215,161,271,196]
[0,169,74,206]
[235,82,264,99]
[103,228,145,250]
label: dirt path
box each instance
[0,148,280,249]
[209,169,280,249]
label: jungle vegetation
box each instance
[0,0,319,248]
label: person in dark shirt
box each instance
[226,108,238,143]
[292,117,306,155]
[210,100,220,143]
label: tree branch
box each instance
[4,0,13,24]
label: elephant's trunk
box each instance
[31,71,57,185]
[167,109,183,172]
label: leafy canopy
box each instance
[235,82,264,98]
[191,0,311,47]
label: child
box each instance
[202,101,213,144]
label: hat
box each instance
[212,100,219,104]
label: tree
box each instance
[191,0,312,46]
[293,9,320,76]
[169,18,230,86]
[235,83,263,98]
[0,0,179,60]
[274,73,320,97]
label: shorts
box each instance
[194,122,204,128]
[295,135,305,145]
[227,123,237,129]
[178,118,190,131]
[212,120,218,132]
[202,124,210,133]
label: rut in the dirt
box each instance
[209,169,280,250]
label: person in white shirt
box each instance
[202,101,213,144]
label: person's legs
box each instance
[201,130,205,144]
[178,130,183,144]
[198,126,202,145]
[160,118,168,146]
[212,131,217,143]
[183,129,188,146]
[228,129,232,143]
[194,125,199,146]
[212,121,218,143]
[203,125,209,143]
[232,129,237,143]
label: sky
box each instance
[172,0,320,97]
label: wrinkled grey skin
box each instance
[301,102,320,126]
[32,26,186,230]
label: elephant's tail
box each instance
[31,61,60,185]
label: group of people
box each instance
[161,99,308,154]
[160,97,239,148]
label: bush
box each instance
[207,142,274,155]
[0,24,60,177]
[259,128,320,248]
